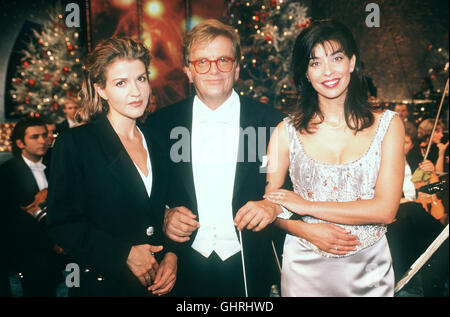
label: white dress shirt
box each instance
[68,118,77,128]
[403,162,416,201]
[22,154,48,191]
[191,90,242,261]
[132,127,153,197]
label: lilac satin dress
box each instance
[281,110,397,297]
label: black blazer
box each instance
[56,119,70,135]
[46,115,169,296]
[145,96,284,296]
[0,156,54,268]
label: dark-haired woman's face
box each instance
[306,41,355,104]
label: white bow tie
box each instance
[30,162,46,172]
[196,110,230,125]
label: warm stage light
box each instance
[111,0,135,8]
[149,65,158,81]
[145,1,164,18]
[183,16,203,31]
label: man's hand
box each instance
[149,252,177,296]
[53,244,66,255]
[163,207,200,243]
[20,204,41,217]
[234,200,282,232]
[126,244,163,287]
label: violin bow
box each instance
[423,78,449,161]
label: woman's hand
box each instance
[419,159,435,173]
[437,141,449,157]
[126,244,163,287]
[292,221,360,255]
[148,252,177,296]
[264,189,310,215]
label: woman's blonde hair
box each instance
[182,19,241,67]
[417,118,445,140]
[78,37,151,122]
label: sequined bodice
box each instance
[284,110,397,257]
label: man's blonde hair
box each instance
[182,19,241,67]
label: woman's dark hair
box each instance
[291,19,379,133]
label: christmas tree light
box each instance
[227,0,310,110]
[9,4,85,121]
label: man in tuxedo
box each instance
[0,117,61,296]
[56,96,79,134]
[42,115,57,168]
[146,19,284,297]
[394,103,410,123]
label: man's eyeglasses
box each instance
[189,57,236,74]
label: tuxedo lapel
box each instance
[17,156,40,200]
[175,99,198,211]
[232,98,258,212]
[94,116,149,204]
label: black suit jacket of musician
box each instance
[46,115,169,296]
[0,155,54,268]
[145,95,284,296]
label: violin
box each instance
[412,78,449,224]
[414,173,446,222]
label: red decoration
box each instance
[67,44,74,52]
[25,97,30,104]
[63,66,70,73]
[50,101,59,112]
[43,74,52,81]
[24,61,29,67]
[28,79,35,86]
[16,78,22,84]
[270,0,277,8]
[53,78,60,86]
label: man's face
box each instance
[184,35,240,109]
[45,123,57,147]
[63,101,79,121]
[16,125,48,162]
[394,104,409,120]
[404,135,414,155]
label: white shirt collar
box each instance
[68,118,77,128]
[22,154,46,172]
[193,90,239,125]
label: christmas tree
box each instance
[227,0,310,110]
[9,4,84,121]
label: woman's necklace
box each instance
[321,119,347,129]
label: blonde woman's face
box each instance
[95,58,150,120]
[432,127,443,144]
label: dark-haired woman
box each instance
[263,20,404,296]
[46,37,176,296]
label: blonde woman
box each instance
[47,37,176,296]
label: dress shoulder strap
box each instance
[371,110,398,152]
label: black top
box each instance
[46,115,170,296]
